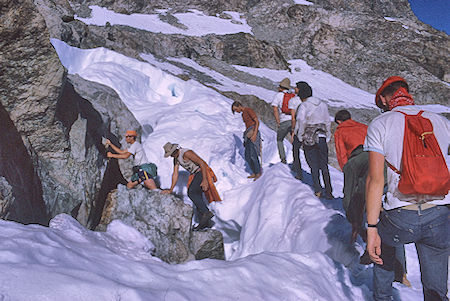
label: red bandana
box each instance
[388,87,414,110]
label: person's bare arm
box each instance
[251,116,260,142]
[184,150,209,191]
[162,163,179,194]
[105,139,128,154]
[365,151,385,265]
[272,106,280,126]
[107,151,132,159]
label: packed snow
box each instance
[1,5,448,299]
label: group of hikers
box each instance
[106,76,449,301]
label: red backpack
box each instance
[387,111,450,196]
[281,92,296,115]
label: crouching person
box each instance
[162,142,221,230]
[106,130,157,190]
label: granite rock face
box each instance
[97,185,225,263]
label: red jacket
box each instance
[334,119,368,170]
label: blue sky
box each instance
[408,0,449,34]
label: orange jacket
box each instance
[334,119,368,170]
[187,165,222,203]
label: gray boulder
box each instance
[97,185,225,263]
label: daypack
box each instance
[386,111,450,196]
[281,92,296,114]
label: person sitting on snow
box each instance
[231,101,262,180]
[293,81,333,199]
[105,130,157,190]
[162,142,221,230]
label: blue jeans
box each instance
[303,137,332,195]
[373,205,449,301]
[244,138,261,175]
[187,172,209,216]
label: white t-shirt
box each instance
[364,105,450,210]
[271,91,294,122]
[127,141,148,166]
[288,96,302,113]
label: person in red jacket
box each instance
[334,110,368,171]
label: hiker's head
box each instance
[163,142,179,158]
[295,81,312,100]
[334,110,351,124]
[376,76,410,111]
[278,78,291,91]
[125,130,137,142]
[231,101,243,114]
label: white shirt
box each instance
[288,96,302,112]
[364,105,450,210]
[294,97,331,142]
[271,91,294,122]
[127,141,148,166]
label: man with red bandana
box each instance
[365,76,449,301]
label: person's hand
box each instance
[162,189,172,194]
[200,179,209,191]
[105,139,111,146]
[367,228,383,265]
[251,135,257,142]
[106,152,113,158]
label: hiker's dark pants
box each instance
[292,135,302,179]
[303,137,332,195]
[244,138,261,175]
[187,172,209,215]
[373,206,449,301]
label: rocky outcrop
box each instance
[38,0,448,106]
[97,185,225,263]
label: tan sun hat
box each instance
[279,78,291,90]
[163,142,179,157]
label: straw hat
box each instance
[163,142,179,157]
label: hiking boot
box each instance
[295,174,303,181]
[314,191,322,198]
[247,174,256,179]
[281,159,287,164]
[253,173,262,181]
[401,274,412,287]
[193,211,214,231]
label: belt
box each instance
[402,203,436,211]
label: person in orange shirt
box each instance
[334,110,368,171]
[334,110,368,243]
[232,101,262,180]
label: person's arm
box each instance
[272,106,280,126]
[162,163,179,194]
[295,104,306,141]
[184,150,209,191]
[365,151,385,265]
[105,139,128,154]
[250,112,260,142]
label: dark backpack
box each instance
[386,111,450,196]
[281,92,296,115]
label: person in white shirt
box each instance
[365,76,449,301]
[271,78,295,164]
[106,130,157,190]
[293,81,333,199]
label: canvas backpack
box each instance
[281,92,296,115]
[386,111,450,196]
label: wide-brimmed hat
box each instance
[163,142,179,157]
[279,78,291,90]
